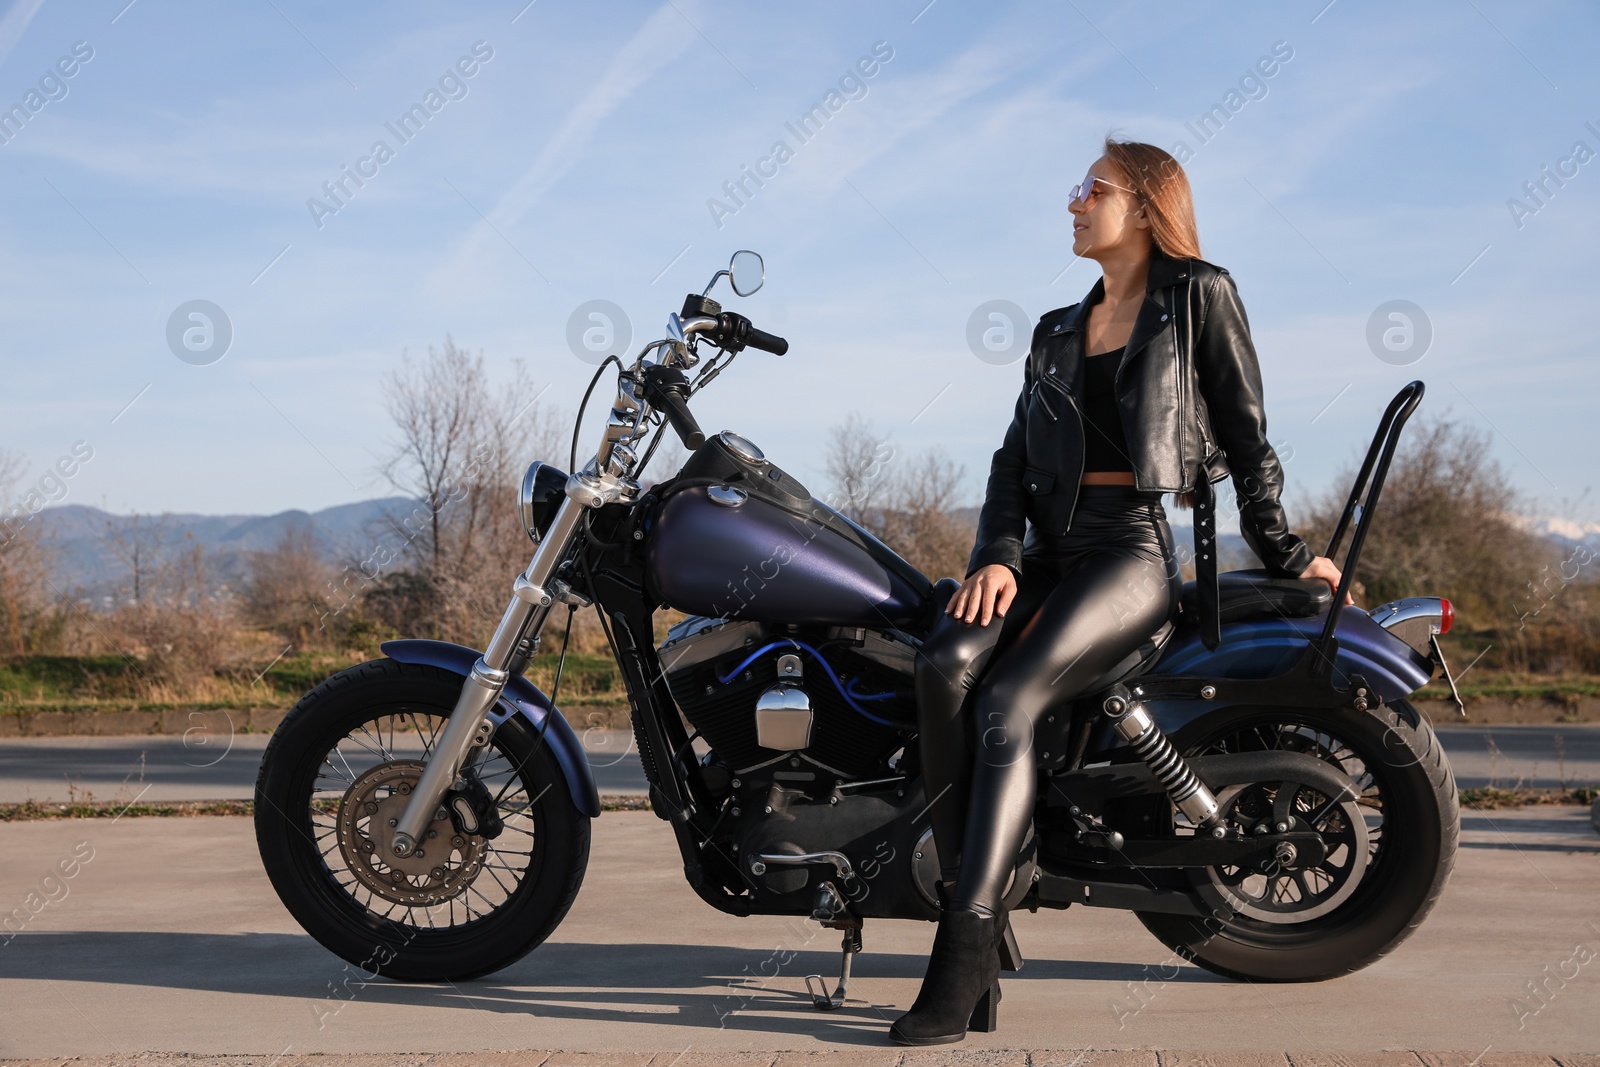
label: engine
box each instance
[657,615,957,919]
[657,615,920,784]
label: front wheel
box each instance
[1134,699,1458,981]
[254,658,591,981]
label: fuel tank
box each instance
[644,471,931,628]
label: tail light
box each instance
[1438,598,1454,634]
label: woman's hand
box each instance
[946,564,1018,626]
[1298,555,1354,606]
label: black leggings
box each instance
[913,485,1183,917]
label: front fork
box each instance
[388,468,635,859]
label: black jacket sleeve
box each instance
[964,326,1038,579]
[1193,270,1316,579]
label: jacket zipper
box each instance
[1038,371,1085,533]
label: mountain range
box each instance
[35,497,1595,607]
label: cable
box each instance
[713,638,898,727]
[570,355,621,475]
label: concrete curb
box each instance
[0,1050,1594,1066]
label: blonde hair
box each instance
[1101,137,1202,260]
[1102,138,1204,508]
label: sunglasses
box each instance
[1069,174,1139,205]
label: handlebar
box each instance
[604,295,789,464]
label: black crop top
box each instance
[1081,346,1132,473]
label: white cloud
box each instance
[0,0,44,72]
[423,1,702,297]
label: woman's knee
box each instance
[967,676,1038,768]
[914,616,997,698]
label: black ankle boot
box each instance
[889,908,1002,1045]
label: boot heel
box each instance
[967,980,1000,1033]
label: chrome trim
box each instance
[835,774,908,792]
[754,849,856,881]
[755,682,813,750]
[719,431,766,464]
[706,484,748,507]
[1369,596,1446,656]
[518,461,542,543]
[1369,596,1445,633]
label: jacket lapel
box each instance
[1051,247,1190,388]
[1116,293,1170,383]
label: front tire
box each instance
[255,658,591,981]
[1134,699,1458,981]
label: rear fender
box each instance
[1086,608,1432,762]
[381,639,601,818]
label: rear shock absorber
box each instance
[1102,685,1224,836]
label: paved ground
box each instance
[1,804,1597,1059]
[2,723,1596,806]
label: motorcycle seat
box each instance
[1081,616,1176,691]
[1177,568,1333,624]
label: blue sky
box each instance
[1,0,1596,537]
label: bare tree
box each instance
[825,412,896,527]
[244,525,335,647]
[1300,414,1554,626]
[823,416,973,580]
[101,511,172,605]
[378,337,563,643]
[879,446,972,581]
[0,450,55,656]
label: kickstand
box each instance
[998,915,1023,972]
[804,926,862,1010]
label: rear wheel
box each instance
[1134,699,1458,981]
[255,658,591,981]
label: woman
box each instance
[889,138,1348,1046]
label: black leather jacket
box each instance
[967,245,1316,582]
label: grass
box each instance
[1459,785,1598,810]
[0,649,627,715]
[1416,674,1600,700]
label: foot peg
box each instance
[805,926,861,1010]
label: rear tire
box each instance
[1135,699,1458,981]
[255,658,591,981]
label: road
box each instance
[2,723,1597,805]
[0,805,1596,1058]
[0,729,653,805]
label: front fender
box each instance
[381,639,601,818]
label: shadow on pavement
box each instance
[0,930,1227,1042]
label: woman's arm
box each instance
[1192,269,1318,580]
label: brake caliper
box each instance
[445,771,505,840]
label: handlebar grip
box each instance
[657,387,705,450]
[744,325,789,356]
[640,365,705,450]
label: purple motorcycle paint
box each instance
[646,485,928,626]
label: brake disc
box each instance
[335,760,487,907]
[1197,777,1370,925]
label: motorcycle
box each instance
[255,251,1462,1003]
